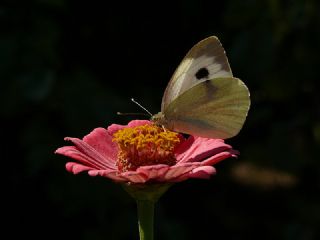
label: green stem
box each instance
[122,183,172,240]
[137,200,155,240]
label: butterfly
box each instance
[151,36,250,139]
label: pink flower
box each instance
[55,120,238,183]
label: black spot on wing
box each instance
[195,67,209,80]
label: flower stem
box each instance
[137,200,155,240]
[122,183,172,240]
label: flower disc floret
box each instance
[113,124,180,172]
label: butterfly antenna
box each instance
[117,112,150,116]
[131,98,152,117]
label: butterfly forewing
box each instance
[163,77,250,139]
[161,36,233,111]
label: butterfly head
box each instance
[151,112,165,124]
[151,112,173,129]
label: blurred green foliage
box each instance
[2,0,320,239]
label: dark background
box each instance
[3,0,320,239]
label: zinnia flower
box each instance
[55,119,240,240]
[55,120,238,183]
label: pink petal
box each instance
[108,120,151,135]
[120,171,148,183]
[107,123,128,135]
[64,137,116,170]
[83,128,118,162]
[128,120,151,127]
[176,136,233,163]
[174,135,196,157]
[136,164,170,180]
[66,162,94,174]
[88,169,126,182]
[190,166,216,178]
[56,146,108,170]
[88,169,113,176]
[201,151,237,166]
[161,162,202,181]
[174,166,216,182]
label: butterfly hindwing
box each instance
[161,36,233,111]
[163,77,250,139]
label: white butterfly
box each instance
[152,36,250,139]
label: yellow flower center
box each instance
[112,124,180,172]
